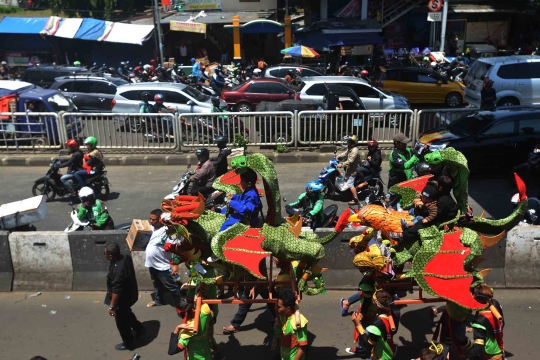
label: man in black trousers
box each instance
[104,242,145,350]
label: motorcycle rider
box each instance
[292,68,303,88]
[284,70,294,84]
[77,187,114,230]
[133,62,143,77]
[286,181,325,230]
[511,193,540,225]
[150,94,177,138]
[74,137,105,190]
[199,65,209,83]
[352,68,360,78]
[210,136,231,177]
[388,133,418,189]
[210,66,226,95]
[337,135,362,205]
[189,148,216,198]
[210,97,229,135]
[139,91,151,113]
[142,64,151,82]
[191,58,200,79]
[352,140,382,203]
[117,61,128,79]
[57,139,84,197]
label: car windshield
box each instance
[468,61,492,81]
[280,79,297,92]
[183,86,210,102]
[109,78,129,86]
[231,81,247,91]
[47,93,76,112]
[446,114,494,136]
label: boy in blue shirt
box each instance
[219,168,262,232]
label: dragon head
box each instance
[424,150,443,166]
[349,227,375,251]
[353,243,388,272]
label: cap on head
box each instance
[191,58,196,62]
[393,133,410,144]
[421,183,439,199]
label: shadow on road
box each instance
[136,320,161,349]
[396,305,434,360]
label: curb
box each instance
[0,150,392,167]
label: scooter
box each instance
[284,204,339,229]
[64,207,91,232]
[165,164,193,200]
[32,159,111,202]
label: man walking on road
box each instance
[146,209,183,311]
[104,242,144,351]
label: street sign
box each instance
[427,12,442,22]
[427,0,443,12]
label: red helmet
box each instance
[360,70,369,76]
[66,139,79,150]
[154,94,164,103]
[150,59,156,65]
[367,140,379,147]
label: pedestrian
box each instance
[388,133,418,189]
[481,80,497,110]
[145,209,184,313]
[104,242,144,351]
[191,58,200,79]
[273,288,308,360]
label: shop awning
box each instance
[74,18,109,41]
[0,17,49,34]
[55,18,84,38]
[101,23,154,45]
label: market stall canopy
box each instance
[0,17,48,34]
[55,18,84,38]
[101,22,154,45]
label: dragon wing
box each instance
[388,174,434,208]
[412,226,487,310]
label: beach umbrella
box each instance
[280,45,320,58]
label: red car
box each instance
[221,78,297,112]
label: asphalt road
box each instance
[0,289,537,360]
[0,161,531,232]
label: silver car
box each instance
[112,82,227,114]
[264,65,325,79]
[464,55,540,107]
[298,76,410,110]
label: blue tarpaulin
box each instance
[0,17,48,34]
[73,18,106,41]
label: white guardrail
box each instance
[0,108,478,153]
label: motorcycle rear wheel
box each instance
[92,180,110,201]
[32,180,57,201]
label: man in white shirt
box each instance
[145,209,182,309]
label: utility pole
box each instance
[153,0,164,64]
[439,0,448,52]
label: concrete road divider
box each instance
[9,232,73,291]
[131,251,153,291]
[505,226,540,287]
[0,231,13,291]
[68,231,131,291]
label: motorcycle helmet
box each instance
[195,148,210,159]
[84,136,98,150]
[416,162,432,176]
[120,61,126,66]
[360,70,369,77]
[214,136,228,149]
[143,64,150,71]
[344,135,358,145]
[211,97,220,107]
[367,140,379,148]
[66,139,80,151]
[252,68,262,77]
[73,60,81,66]
[108,66,116,73]
[352,68,359,76]
[141,91,150,101]
[295,68,302,75]
[154,94,164,103]
[79,187,95,202]
[306,181,324,194]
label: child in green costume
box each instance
[274,288,308,360]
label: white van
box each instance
[464,55,540,107]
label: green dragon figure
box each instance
[161,152,350,294]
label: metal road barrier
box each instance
[297,110,415,145]
[178,111,295,147]
[61,113,178,152]
[413,107,478,140]
[0,112,64,153]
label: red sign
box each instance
[428,0,442,12]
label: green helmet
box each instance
[73,60,81,66]
[84,136,98,149]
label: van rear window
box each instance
[468,61,492,81]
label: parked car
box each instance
[112,82,227,114]
[263,65,325,79]
[378,67,465,107]
[255,84,369,143]
[415,106,540,172]
[221,78,298,112]
[49,75,129,112]
[21,66,88,89]
[464,55,540,107]
[298,76,410,110]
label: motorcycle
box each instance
[32,159,110,202]
[165,164,193,200]
[284,204,339,229]
[64,204,113,232]
[195,81,217,97]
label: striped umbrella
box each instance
[280,45,320,58]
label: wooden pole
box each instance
[233,15,241,60]
[285,15,292,49]
[192,293,203,334]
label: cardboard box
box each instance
[126,219,153,251]
[0,195,47,230]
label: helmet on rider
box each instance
[154,94,164,103]
[252,68,262,78]
[195,148,210,162]
[120,61,126,67]
[345,135,357,145]
[211,97,220,107]
[141,91,150,101]
[295,68,302,75]
[84,136,98,150]
[416,162,432,176]
[360,70,369,77]
[367,140,379,149]
[214,136,228,149]
[306,181,324,194]
[108,67,116,73]
[352,68,359,76]
[73,61,81,66]
[66,139,80,152]
[79,187,95,203]
[143,64,150,71]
